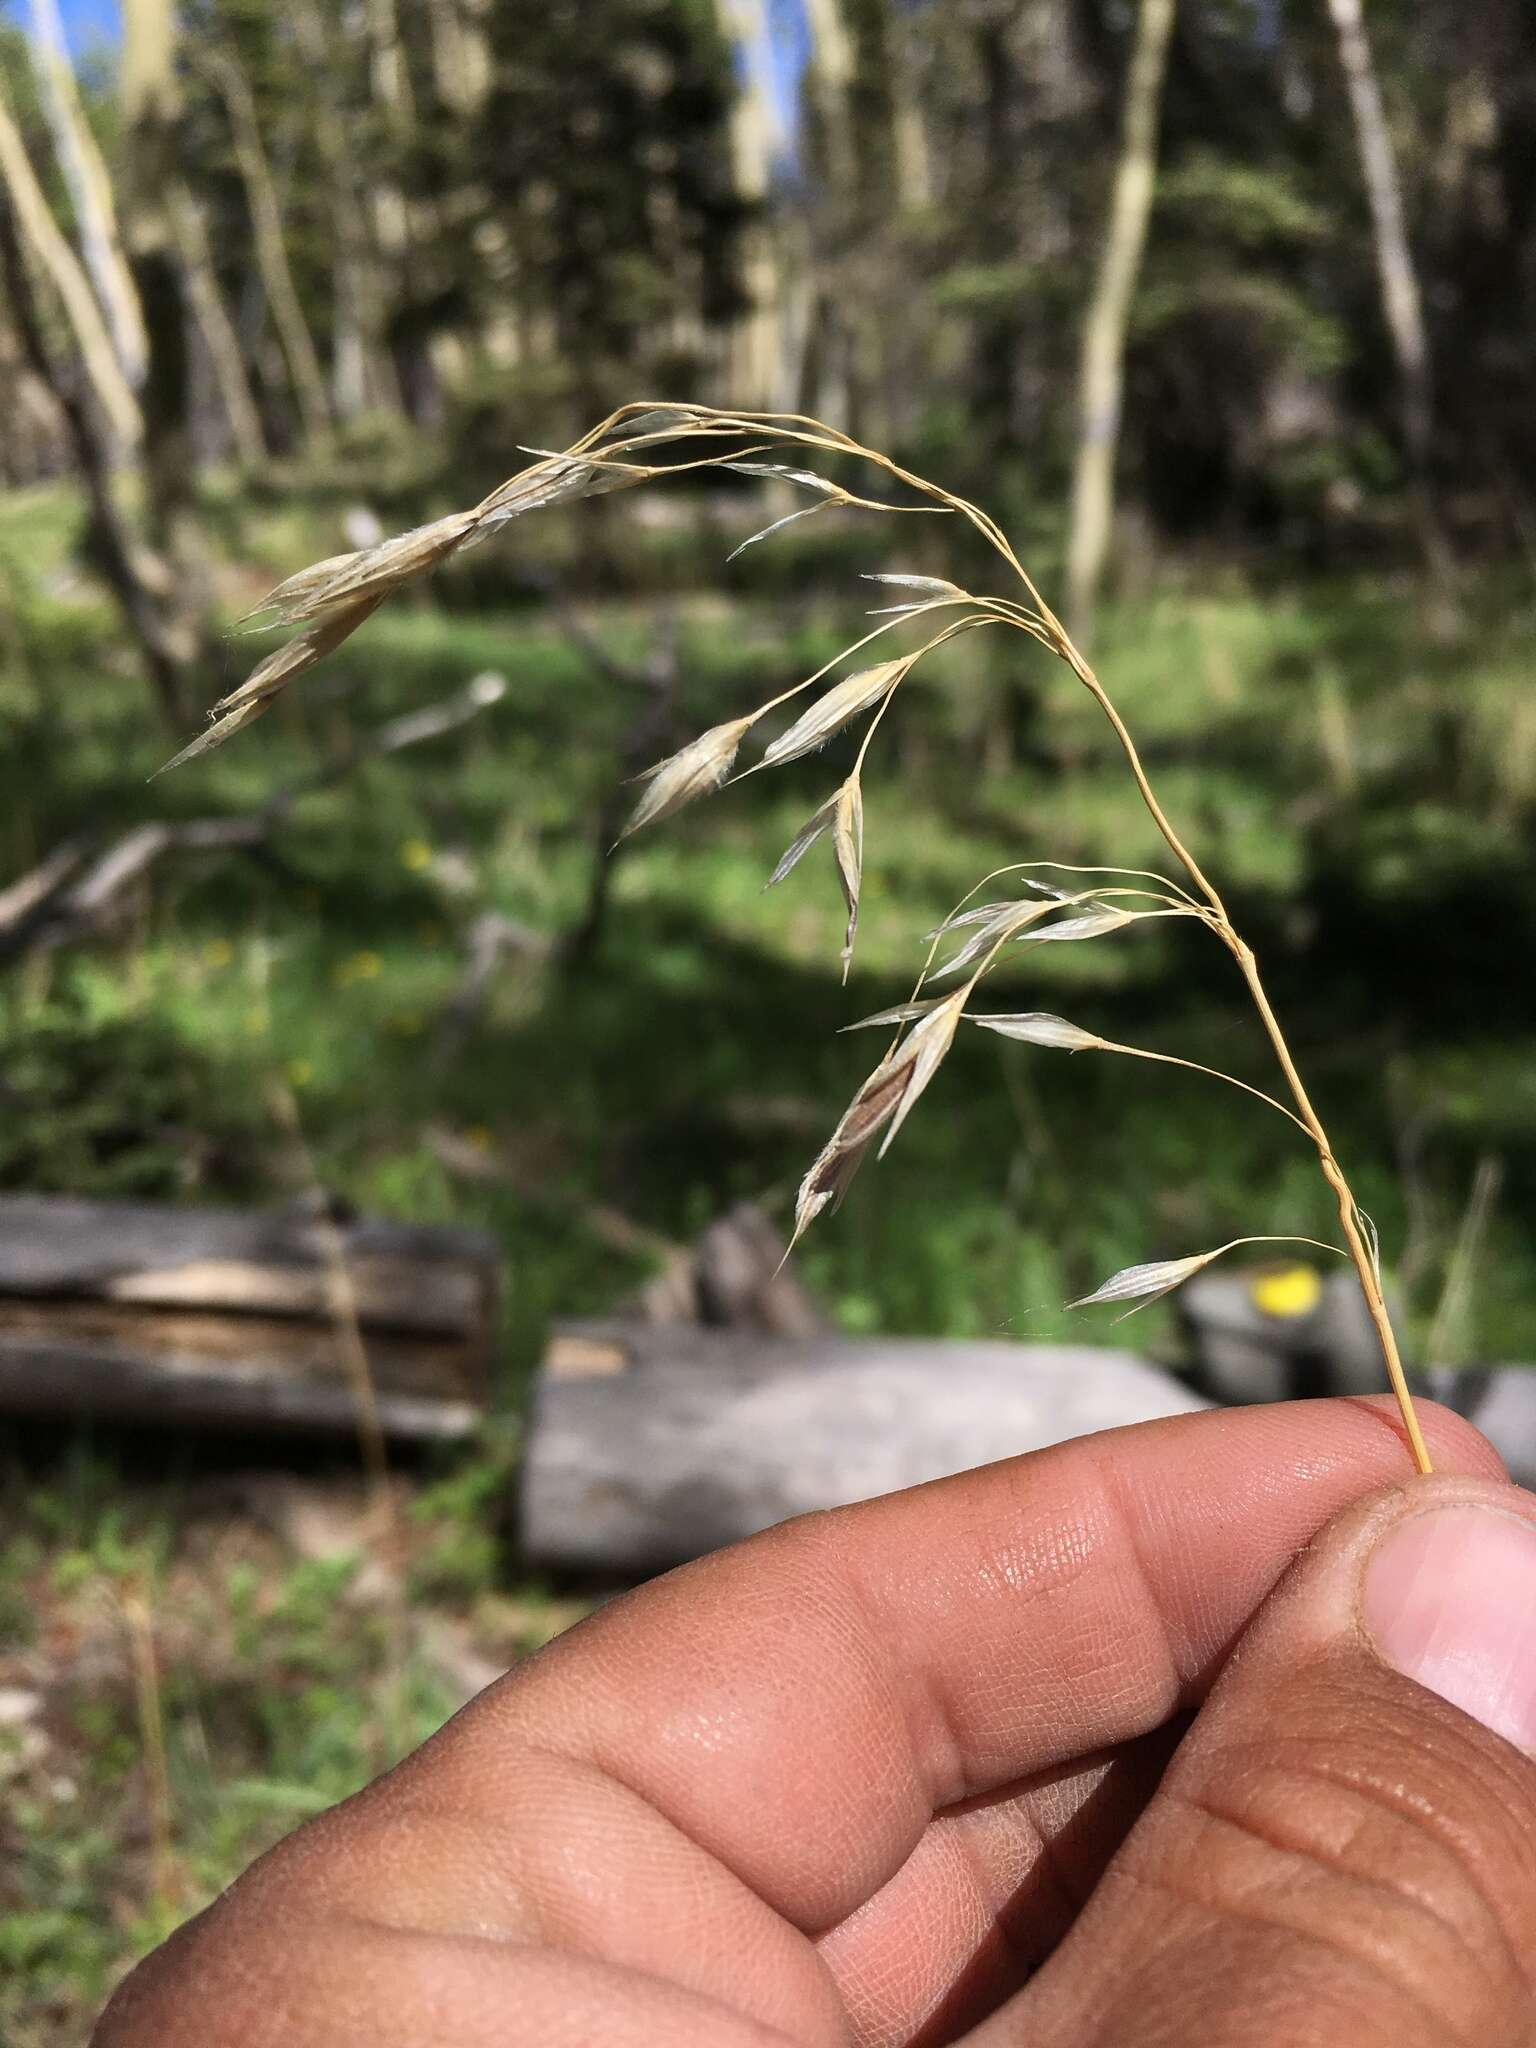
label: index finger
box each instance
[431,1398,1502,1931]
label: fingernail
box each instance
[1364,1505,1536,1754]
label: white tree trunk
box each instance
[1064,0,1177,644]
[803,0,856,196]
[716,0,785,408]
[27,0,147,387]
[0,75,142,448]
[1325,0,1447,573]
[168,181,267,464]
[199,45,332,444]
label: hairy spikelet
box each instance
[761,658,910,767]
[793,988,968,1245]
[766,775,863,979]
[766,794,839,888]
[620,716,754,839]
[1071,1251,1226,1313]
[242,548,367,626]
[153,594,385,777]
[832,777,863,979]
[970,1012,1103,1051]
[252,516,478,628]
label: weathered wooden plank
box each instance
[0,1194,499,1439]
[0,1194,497,1338]
[521,1319,1208,1575]
[0,1298,482,1397]
[0,1327,480,1440]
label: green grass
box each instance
[4,562,1531,1359]
[3,487,1536,2039]
[0,1425,579,2047]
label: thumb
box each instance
[1011,1473,1536,2048]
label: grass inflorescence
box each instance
[163,401,1433,1472]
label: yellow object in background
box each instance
[1250,1264,1323,1319]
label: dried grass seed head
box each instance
[833,777,863,980]
[970,1012,1104,1051]
[793,986,969,1245]
[1070,1250,1227,1314]
[761,657,911,768]
[766,793,839,888]
[620,715,755,840]
[765,772,862,977]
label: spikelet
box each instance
[832,776,863,980]
[766,794,838,887]
[619,716,754,839]
[151,594,386,776]
[861,572,967,615]
[478,453,649,532]
[1070,1248,1231,1314]
[792,988,967,1244]
[761,658,910,767]
[150,693,275,777]
[862,573,964,598]
[241,548,369,627]
[970,1012,1104,1051]
[932,897,1137,980]
[842,998,947,1031]
[766,775,864,979]
[254,514,480,628]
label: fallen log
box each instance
[521,1319,1208,1576]
[0,1194,497,1441]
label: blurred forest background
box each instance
[3,0,1536,2037]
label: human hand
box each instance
[95,1398,1536,2047]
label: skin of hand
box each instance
[94,1396,1536,2048]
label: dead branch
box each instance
[0,671,507,960]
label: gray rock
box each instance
[1431,1366,1536,1490]
[522,1321,1209,1575]
[1182,1265,1401,1405]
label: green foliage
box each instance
[3,539,1533,1360]
[1157,151,1329,249]
[474,0,747,384]
[0,999,268,1199]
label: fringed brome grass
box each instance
[162,400,1433,1473]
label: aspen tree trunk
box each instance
[121,0,211,720]
[168,183,266,465]
[27,0,147,387]
[198,46,331,444]
[889,21,933,216]
[803,0,854,187]
[0,77,142,449]
[425,0,472,113]
[420,0,516,377]
[0,312,68,484]
[364,0,447,424]
[291,0,397,418]
[801,0,861,428]
[1325,0,1450,579]
[457,0,492,112]
[366,0,414,271]
[1064,0,1176,645]
[715,0,783,409]
[0,187,189,715]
